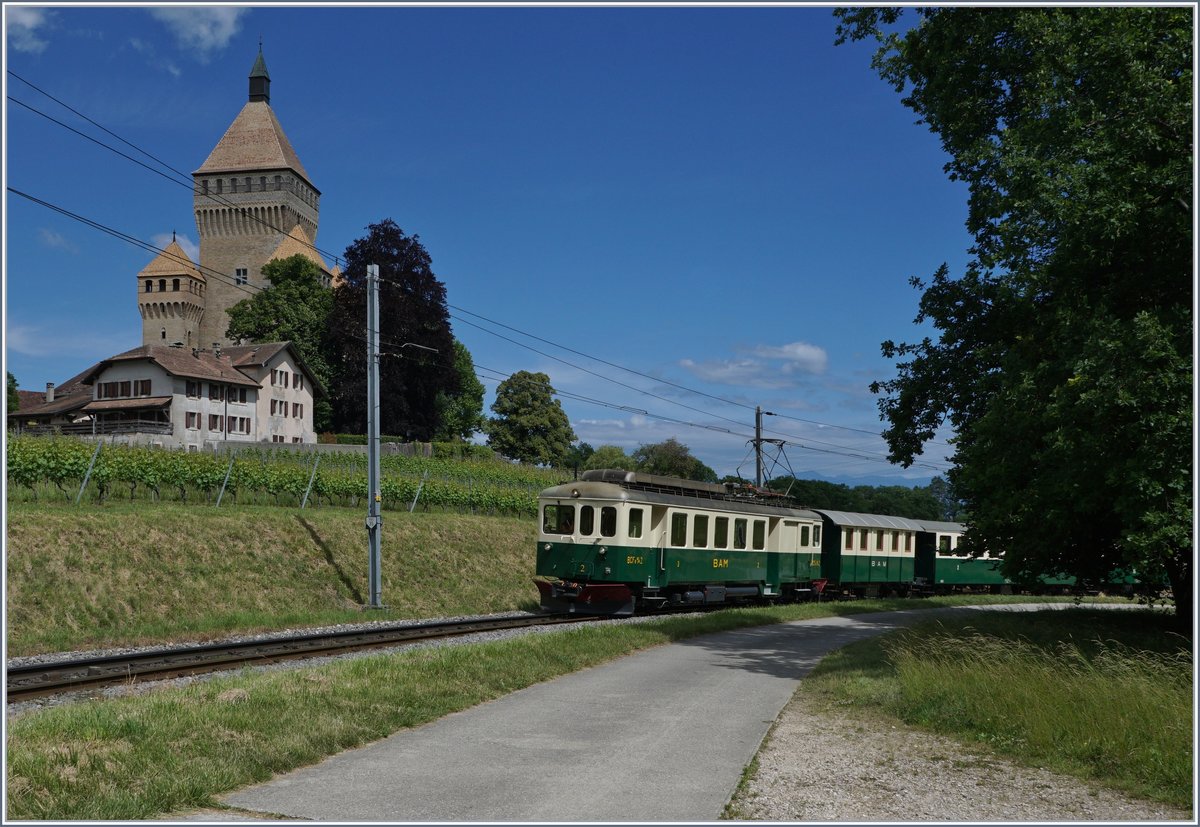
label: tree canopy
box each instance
[7,371,19,415]
[433,339,486,442]
[325,219,459,440]
[836,7,1191,617]
[226,254,334,431]
[631,438,718,483]
[485,371,576,466]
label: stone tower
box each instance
[190,49,322,348]
[136,238,206,348]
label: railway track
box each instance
[7,613,594,702]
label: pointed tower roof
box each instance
[194,49,313,186]
[268,224,325,269]
[139,240,204,281]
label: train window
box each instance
[734,519,747,550]
[543,505,575,534]
[671,513,688,547]
[801,526,810,547]
[903,533,911,553]
[876,530,885,551]
[580,506,595,536]
[939,536,951,552]
[860,529,869,550]
[628,508,644,539]
[600,507,617,537]
[694,515,709,548]
[813,525,822,546]
[752,521,766,550]
[844,531,853,550]
[891,530,899,551]
[714,517,729,548]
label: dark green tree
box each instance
[632,438,718,483]
[585,444,638,472]
[837,7,1192,618]
[326,219,458,440]
[226,254,334,431]
[433,340,485,441]
[7,371,19,415]
[485,371,576,466]
[564,441,595,471]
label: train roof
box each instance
[812,510,967,534]
[811,510,927,531]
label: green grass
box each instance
[796,609,1192,809]
[5,501,538,655]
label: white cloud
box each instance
[38,228,79,254]
[679,358,795,389]
[6,7,51,53]
[148,7,246,61]
[151,232,199,263]
[752,341,828,375]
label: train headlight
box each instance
[598,547,607,557]
[542,543,551,551]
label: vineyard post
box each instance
[216,451,236,507]
[409,470,429,513]
[76,440,103,505]
[301,451,321,509]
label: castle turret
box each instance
[137,238,205,348]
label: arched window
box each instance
[161,328,167,340]
[216,179,223,194]
[202,179,209,194]
[274,175,282,191]
[159,279,166,292]
[145,280,152,292]
[260,176,267,191]
[230,178,238,193]
[173,278,180,291]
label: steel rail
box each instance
[6,614,593,702]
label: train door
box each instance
[778,521,799,583]
[649,506,670,587]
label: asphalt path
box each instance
[220,604,1085,822]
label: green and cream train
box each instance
[534,469,1057,615]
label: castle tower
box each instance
[137,238,205,348]
[191,48,321,348]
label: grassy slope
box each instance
[6,501,537,656]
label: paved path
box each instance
[220,609,943,821]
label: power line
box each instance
[7,72,345,269]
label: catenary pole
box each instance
[366,264,383,609]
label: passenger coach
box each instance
[535,470,824,615]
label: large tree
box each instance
[433,339,486,442]
[485,371,576,466]
[632,438,718,483]
[326,219,458,439]
[226,254,334,431]
[7,371,19,415]
[837,7,1192,618]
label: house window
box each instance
[260,176,267,191]
[186,412,199,429]
[292,402,301,418]
[216,179,223,194]
[134,379,151,396]
[282,372,289,389]
[209,414,223,431]
[293,372,302,389]
[161,329,167,340]
[230,178,237,193]
[233,388,247,404]
[292,437,303,443]
[202,179,209,194]
[118,381,131,397]
[186,381,200,398]
[274,175,282,190]
[270,369,277,386]
[235,268,248,286]
[209,384,225,401]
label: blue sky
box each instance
[4,4,970,484]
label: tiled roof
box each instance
[194,101,312,184]
[267,225,326,271]
[139,240,204,281]
[225,342,289,368]
[82,396,173,413]
[14,388,91,418]
[83,345,260,388]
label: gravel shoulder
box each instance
[728,695,1193,822]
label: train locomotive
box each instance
[534,469,1072,616]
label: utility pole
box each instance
[366,264,383,609]
[754,406,776,488]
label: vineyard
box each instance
[5,435,567,516]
